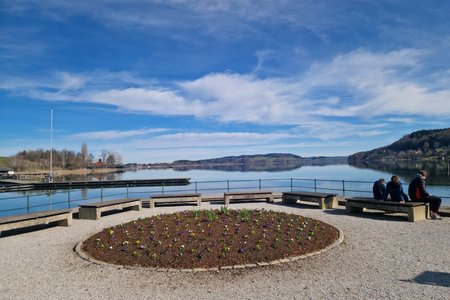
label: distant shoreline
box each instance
[16,168,124,177]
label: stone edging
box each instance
[74,226,344,272]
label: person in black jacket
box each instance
[386,175,409,202]
[408,170,442,220]
[372,178,387,200]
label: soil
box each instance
[81,208,340,269]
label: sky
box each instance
[1,0,450,163]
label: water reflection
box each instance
[348,160,450,185]
[57,171,124,182]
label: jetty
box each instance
[0,178,190,192]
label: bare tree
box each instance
[81,143,88,167]
[101,149,108,163]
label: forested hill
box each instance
[348,128,450,163]
[173,153,347,171]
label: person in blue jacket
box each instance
[386,175,409,202]
[372,178,387,200]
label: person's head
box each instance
[419,170,428,179]
[379,178,385,184]
[391,175,400,184]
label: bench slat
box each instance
[283,191,337,198]
[151,193,201,199]
[79,198,141,208]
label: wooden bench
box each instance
[282,191,338,209]
[79,198,141,220]
[0,209,72,236]
[224,191,274,206]
[149,193,202,208]
[345,197,428,222]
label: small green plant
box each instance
[220,206,230,215]
[193,210,201,218]
[205,210,218,221]
[239,209,251,222]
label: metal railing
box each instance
[0,177,448,217]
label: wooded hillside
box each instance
[348,128,450,163]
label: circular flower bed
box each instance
[81,208,340,269]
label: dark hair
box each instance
[391,175,400,184]
[419,170,428,177]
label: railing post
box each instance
[195,181,198,193]
[101,186,103,201]
[126,184,129,198]
[27,195,30,213]
[162,182,165,194]
[258,179,261,190]
[342,180,346,197]
[227,180,230,192]
[67,190,71,208]
[314,179,317,192]
[290,178,293,191]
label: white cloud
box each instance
[2,49,450,137]
[70,128,169,140]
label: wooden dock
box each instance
[0,178,190,192]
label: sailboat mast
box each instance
[50,108,53,174]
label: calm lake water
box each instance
[1,163,449,217]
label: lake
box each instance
[1,163,449,217]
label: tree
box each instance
[101,149,108,163]
[106,153,116,167]
[81,143,88,167]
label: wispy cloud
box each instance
[70,128,169,140]
[3,48,450,131]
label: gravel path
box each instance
[0,202,449,300]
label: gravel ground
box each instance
[0,202,449,300]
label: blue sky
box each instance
[1,1,450,163]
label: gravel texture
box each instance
[0,201,449,300]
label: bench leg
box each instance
[318,198,327,209]
[130,202,142,211]
[79,207,101,220]
[55,213,73,226]
[150,200,156,208]
[224,196,230,206]
[346,205,364,213]
[266,196,274,203]
[324,196,338,209]
[282,196,298,204]
[197,198,202,206]
[407,206,426,222]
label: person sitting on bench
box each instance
[386,175,409,203]
[408,170,442,220]
[372,178,387,200]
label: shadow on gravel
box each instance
[322,208,409,222]
[271,201,328,210]
[403,271,450,288]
